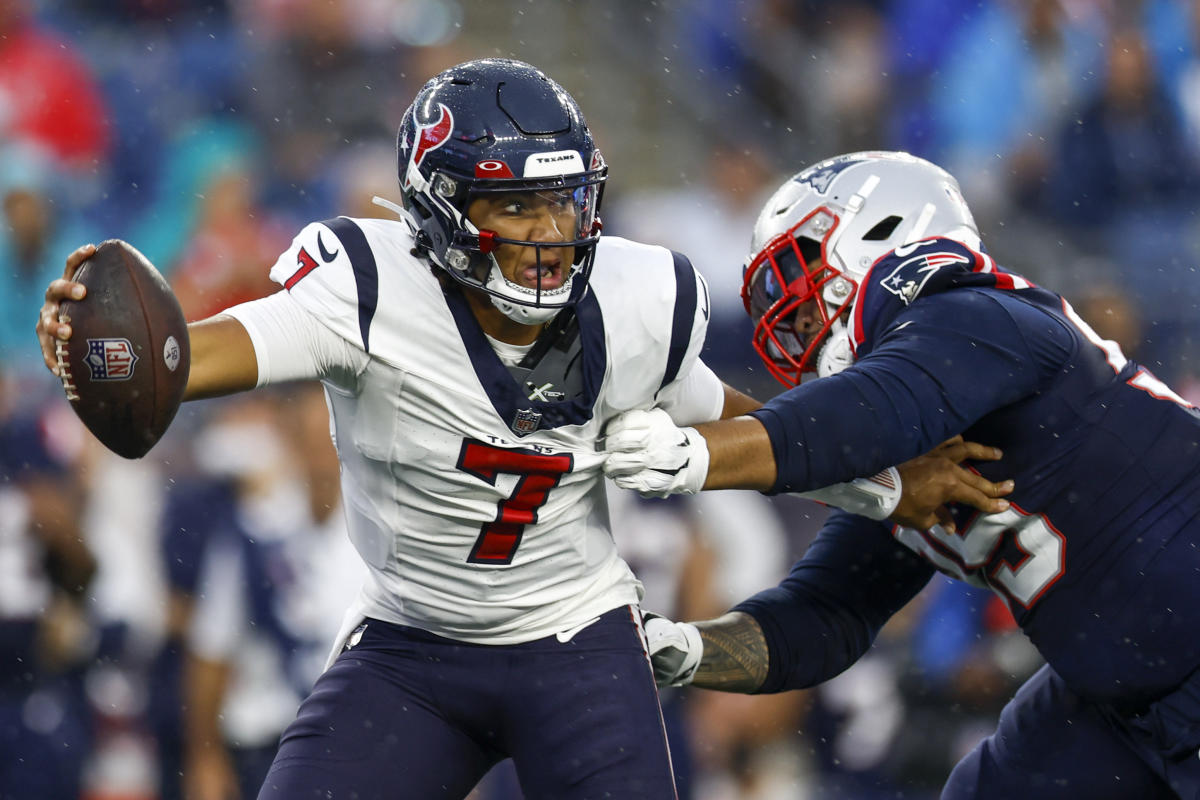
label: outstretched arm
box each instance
[648,512,935,693]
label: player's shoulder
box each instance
[851,237,1038,347]
[590,235,703,308]
[269,215,429,353]
[866,237,988,304]
[298,216,417,266]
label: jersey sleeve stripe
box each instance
[323,217,380,354]
[659,250,698,391]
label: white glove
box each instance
[643,612,703,687]
[601,408,710,498]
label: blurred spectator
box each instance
[884,0,983,152]
[673,490,812,800]
[1042,24,1199,230]
[0,0,110,171]
[328,140,407,221]
[800,579,1041,800]
[1039,23,1200,368]
[76,432,171,800]
[804,1,890,155]
[0,144,99,382]
[182,385,363,800]
[54,1,241,228]
[608,143,781,396]
[0,392,97,800]
[125,119,288,321]
[926,0,1104,220]
[239,0,412,220]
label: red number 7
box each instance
[456,439,574,565]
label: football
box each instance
[56,239,190,459]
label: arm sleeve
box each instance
[657,358,725,426]
[733,510,935,693]
[222,290,368,390]
[795,467,902,520]
[751,291,1051,493]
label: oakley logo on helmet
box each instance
[475,160,515,178]
[410,103,454,175]
[524,150,584,178]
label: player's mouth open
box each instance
[522,260,563,290]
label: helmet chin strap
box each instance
[489,293,564,325]
[485,261,574,325]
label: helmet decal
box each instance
[410,103,454,174]
[475,160,515,178]
[796,154,872,194]
[523,149,584,177]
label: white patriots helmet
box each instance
[741,151,981,386]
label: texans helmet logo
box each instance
[411,103,454,171]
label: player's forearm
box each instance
[719,382,762,419]
[691,611,770,692]
[693,416,777,491]
[183,315,259,401]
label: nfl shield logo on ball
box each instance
[86,338,138,380]
[512,408,542,436]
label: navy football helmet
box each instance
[742,151,981,385]
[397,59,607,324]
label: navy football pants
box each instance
[257,605,677,799]
[944,664,1200,798]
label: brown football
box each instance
[56,239,190,458]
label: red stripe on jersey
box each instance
[284,247,320,290]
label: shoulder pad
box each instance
[268,218,382,352]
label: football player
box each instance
[36,64,1008,798]
[605,151,1200,798]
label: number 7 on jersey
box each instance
[456,439,574,565]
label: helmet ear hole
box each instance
[863,215,903,241]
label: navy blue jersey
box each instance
[743,238,1200,706]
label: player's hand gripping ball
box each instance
[55,240,190,458]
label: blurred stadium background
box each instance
[2,1,1199,798]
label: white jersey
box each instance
[226,216,717,645]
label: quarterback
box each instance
[37,65,1008,798]
[607,151,1200,798]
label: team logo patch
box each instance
[879,251,970,305]
[86,338,138,380]
[512,408,543,436]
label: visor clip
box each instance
[478,229,498,255]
